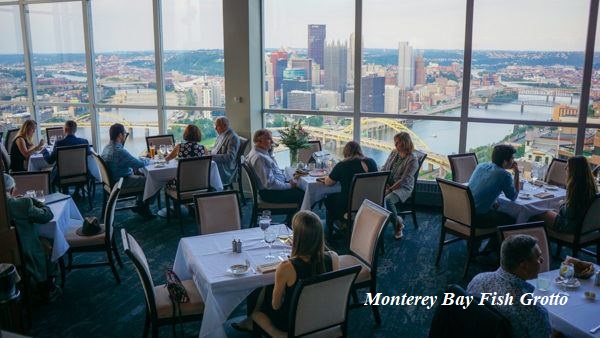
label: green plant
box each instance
[278,120,310,152]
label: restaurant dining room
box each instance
[2,0,600,337]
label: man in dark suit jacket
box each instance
[211,116,240,185]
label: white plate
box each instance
[227,264,249,276]
[519,193,532,200]
[309,169,328,177]
[554,277,581,289]
[154,163,166,168]
[545,185,558,191]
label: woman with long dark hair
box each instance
[537,156,598,233]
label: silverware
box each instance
[245,259,256,274]
[590,323,600,334]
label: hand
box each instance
[290,180,298,188]
[38,139,46,148]
[511,162,519,173]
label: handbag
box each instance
[164,269,189,337]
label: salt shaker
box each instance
[232,239,237,253]
[236,239,242,253]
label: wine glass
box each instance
[50,135,56,146]
[35,190,45,203]
[277,225,292,258]
[558,262,574,296]
[264,226,277,260]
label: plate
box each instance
[309,169,328,177]
[519,193,532,200]
[554,277,581,288]
[154,163,166,168]
[227,264,249,276]
[545,185,558,191]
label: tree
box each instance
[185,89,196,106]
[306,115,323,127]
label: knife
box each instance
[590,323,600,334]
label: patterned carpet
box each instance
[27,189,572,338]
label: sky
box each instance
[0,0,595,54]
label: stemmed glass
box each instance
[277,225,292,259]
[558,262,574,296]
[264,226,277,260]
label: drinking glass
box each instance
[166,144,174,154]
[277,225,292,258]
[259,216,270,231]
[558,262,574,296]
[35,190,45,203]
[264,226,277,260]
[25,190,36,199]
[159,144,167,157]
[50,136,56,145]
[536,276,550,292]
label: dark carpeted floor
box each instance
[26,189,574,338]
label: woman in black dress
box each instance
[165,124,206,161]
[10,120,45,172]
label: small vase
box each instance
[289,148,298,166]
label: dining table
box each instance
[172,224,289,338]
[36,193,84,262]
[528,265,600,338]
[284,167,340,210]
[497,181,566,223]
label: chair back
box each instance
[5,129,19,155]
[0,226,22,266]
[349,200,391,268]
[436,178,474,227]
[177,156,212,195]
[347,171,390,215]
[229,137,249,186]
[581,197,600,234]
[45,127,64,144]
[241,162,260,205]
[0,143,9,173]
[56,144,89,185]
[0,173,10,230]
[94,153,114,188]
[544,158,567,188]
[289,265,360,337]
[10,171,51,196]
[145,134,175,152]
[298,140,322,164]
[448,153,478,183]
[497,222,549,272]
[121,228,158,319]
[409,150,428,200]
[429,284,513,338]
[194,190,241,234]
[103,178,122,244]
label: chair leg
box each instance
[142,310,150,338]
[58,257,66,289]
[112,239,123,268]
[435,229,446,266]
[177,200,184,234]
[151,325,159,338]
[165,192,171,223]
[370,282,382,325]
[157,193,162,210]
[238,172,246,206]
[411,210,418,229]
[463,240,474,279]
[68,251,73,270]
[107,248,121,284]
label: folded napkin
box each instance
[564,256,595,279]
[256,261,280,273]
[533,192,554,199]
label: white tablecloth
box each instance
[28,150,102,183]
[173,225,288,338]
[284,167,340,210]
[36,195,84,262]
[498,182,565,223]
[528,266,600,338]
[141,160,223,201]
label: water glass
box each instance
[558,262,574,296]
[536,276,550,292]
[264,227,277,260]
[25,190,36,199]
[35,190,45,203]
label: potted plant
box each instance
[278,120,310,165]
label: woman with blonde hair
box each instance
[382,132,419,239]
[10,119,45,172]
[536,156,598,233]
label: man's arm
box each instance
[212,133,239,164]
[27,198,54,224]
[42,147,58,164]
[502,169,518,201]
[254,157,290,190]
[120,148,147,170]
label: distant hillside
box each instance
[163,50,224,76]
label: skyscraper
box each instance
[270,51,288,92]
[384,85,400,114]
[308,24,326,69]
[397,41,414,89]
[281,78,311,108]
[324,40,348,97]
[415,55,425,85]
[361,75,385,113]
[290,58,312,81]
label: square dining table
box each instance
[497,181,566,223]
[36,193,84,262]
[284,167,340,210]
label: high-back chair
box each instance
[396,150,427,228]
[252,265,360,338]
[56,144,92,209]
[448,153,478,183]
[298,140,322,165]
[0,143,10,173]
[223,136,249,195]
[544,158,567,188]
[64,178,124,285]
[548,197,600,263]
[45,127,64,145]
[498,221,549,272]
[241,162,299,227]
[10,171,51,196]
[4,128,19,155]
[342,171,390,232]
[94,153,141,212]
[164,156,212,228]
[194,190,241,235]
[338,199,391,325]
[121,229,204,338]
[435,178,499,279]
[145,134,175,153]
[429,284,513,338]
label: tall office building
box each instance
[308,24,326,69]
[384,85,400,114]
[290,58,312,81]
[315,90,341,110]
[287,90,315,110]
[397,41,414,89]
[324,40,348,97]
[361,74,385,113]
[281,78,311,108]
[415,55,425,85]
[270,51,288,92]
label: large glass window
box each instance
[470,0,588,122]
[0,104,31,132]
[98,108,159,155]
[361,0,466,115]
[166,109,221,149]
[263,0,355,111]
[588,11,600,124]
[92,0,157,106]
[29,2,87,103]
[0,5,27,103]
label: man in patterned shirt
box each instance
[467,235,552,338]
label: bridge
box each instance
[515,87,579,97]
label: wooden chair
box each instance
[63,178,124,285]
[544,158,567,188]
[448,152,478,183]
[4,128,19,156]
[45,127,64,145]
[435,178,500,279]
[145,134,175,153]
[56,144,93,209]
[194,190,241,235]
[122,229,204,338]
[497,221,549,272]
[548,197,600,263]
[252,265,360,338]
[338,200,391,325]
[94,153,142,212]
[298,140,322,164]
[10,171,51,196]
[241,162,299,227]
[164,156,213,228]
[395,150,427,228]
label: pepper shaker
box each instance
[236,239,242,253]
[232,239,237,253]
